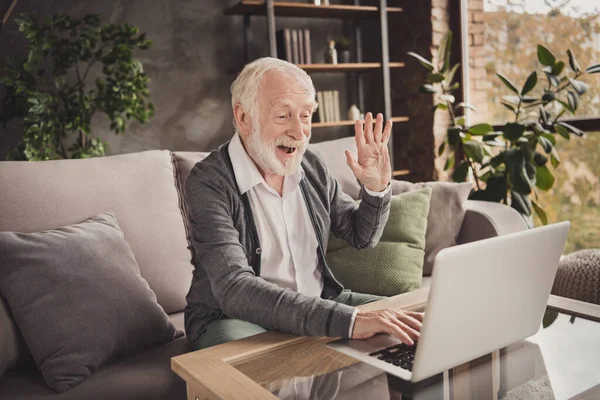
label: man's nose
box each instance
[288,115,305,140]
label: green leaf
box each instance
[419,84,437,94]
[521,71,537,96]
[502,123,525,141]
[511,190,532,216]
[585,63,600,74]
[432,103,448,112]
[452,161,469,182]
[541,132,556,146]
[406,52,434,71]
[539,105,550,126]
[439,94,455,103]
[535,165,555,190]
[444,152,455,170]
[542,91,556,103]
[438,141,446,156]
[556,121,584,137]
[568,78,588,95]
[447,82,460,91]
[447,126,462,147]
[567,49,581,73]
[502,95,521,105]
[567,91,579,112]
[537,45,556,67]
[427,73,445,83]
[505,148,532,195]
[501,101,518,113]
[532,200,548,225]
[463,140,485,163]
[551,61,565,76]
[557,99,574,115]
[554,123,570,140]
[538,135,553,154]
[467,123,493,135]
[550,148,561,168]
[469,176,506,202]
[497,73,519,94]
[490,153,504,168]
[437,31,452,72]
[534,152,548,166]
[455,102,477,112]
[445,63,460,84]
[545,72,560,87]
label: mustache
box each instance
[275,136,308,148]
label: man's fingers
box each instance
[364,112,373,144]
[382,120,392,145]
[396,313,423,332]
[373,113,383,143]
[405,311,424,322]
[382,321,414,346]
[354,119,365,147]
[393,320,420,342]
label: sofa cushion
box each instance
[326,188,432,296]
[0,212,176,393]
[0,297,20,378]
[173,151,210,191]
[391,181,472,276]
[0,336,190,400]
[310,137,361,200]
[0,150,192,314]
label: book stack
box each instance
[276,29,311,65]
[316,90,340,123]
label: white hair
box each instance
[230,57,316,133]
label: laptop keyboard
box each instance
[369,342,417,371]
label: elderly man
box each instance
[184,57,422,350]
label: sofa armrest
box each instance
[457,200,529,245]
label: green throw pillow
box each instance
[326,187,432,296]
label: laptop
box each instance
[327,221,570,383]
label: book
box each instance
[298,29,305,65]
[316,91,325,123]
[291,29,300,64]
[303,29,311,64]
[333,90,340,122]
[276,29,292,62]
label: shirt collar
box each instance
[228,133,305,195]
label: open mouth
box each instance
[277,145,297,155]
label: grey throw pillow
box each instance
[0,212,176,393]
[0,297,20,377]
[391,181,472,275]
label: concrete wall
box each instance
[0,0,350,160]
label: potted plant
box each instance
[407,32,600,224]
[0,13,154,160]
[334,36,352,64]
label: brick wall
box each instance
[468,0,489,124]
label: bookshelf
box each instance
[224,0,410,175]
[224,1,403,19]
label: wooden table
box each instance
[172,288,600,400]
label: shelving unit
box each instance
[224,0,409,175]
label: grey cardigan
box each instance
[183,143,391,343]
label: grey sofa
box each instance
[0,137,527,399]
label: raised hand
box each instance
[345,112,392,193]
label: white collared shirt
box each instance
[228,133,389,336]
[229,133,324,297]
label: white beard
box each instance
[245,121,308,176]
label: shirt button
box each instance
[255,247,262,255]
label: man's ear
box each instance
[234,103,252,138]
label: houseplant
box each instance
[0,13,154,160]
[407,32,600,223]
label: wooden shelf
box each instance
[312,116,409,128]
[224,1,403,19]
[393,169,410,177]
[298,62,405,73]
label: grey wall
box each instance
[0,0,350,160]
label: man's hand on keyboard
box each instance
[352,309,423,345]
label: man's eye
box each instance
[277,115,287,119]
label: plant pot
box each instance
[338,50,351,63]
